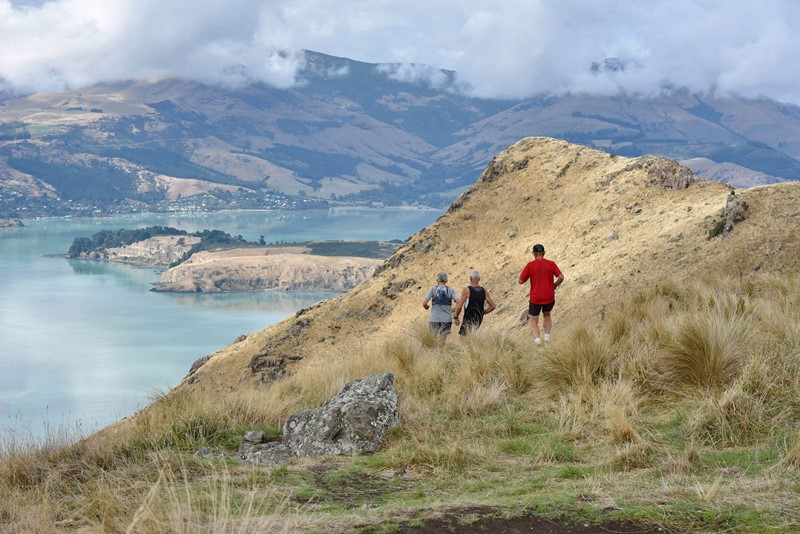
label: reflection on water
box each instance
[67,257,160,277]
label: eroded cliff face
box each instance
[83,235,201,266]
[152,248,382,292]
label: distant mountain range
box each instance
[1,50,799,216]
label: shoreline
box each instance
[18,204,442,223]
[60,254,169,271]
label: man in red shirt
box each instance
[519,244,564,345]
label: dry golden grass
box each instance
[658,313,747,391]
[783,438,800,470]
[124,458,297,534]
[686,387,767,446]
[534,325,614,397]
[662,442,703,475]
[606,440,657,471]
[607,407,641,444]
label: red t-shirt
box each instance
[519,258,562,304]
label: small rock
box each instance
[244,430,265,443]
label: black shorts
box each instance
[458,309,484,336]
[529,301,555,316]
[429,321,452,335]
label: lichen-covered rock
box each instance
[283,372,398,456]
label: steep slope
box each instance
[177,137,800,393]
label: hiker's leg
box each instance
[529,315,541,340]
[542,312,552,335]
[440,322,452,346]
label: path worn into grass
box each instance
[393,516,658,533]
[357,506,663,533]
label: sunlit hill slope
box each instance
[167,136,799,398]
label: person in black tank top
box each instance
[454,270,497,336]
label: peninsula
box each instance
[67,226,397,292]
[0,218,23,228]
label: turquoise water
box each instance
[0,208,440,438]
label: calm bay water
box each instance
[0,208,440,439]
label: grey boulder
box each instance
[283,372,399,456]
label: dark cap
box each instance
[532,243,545,253]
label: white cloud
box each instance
[375,63,452,89]
[2,0,800,104]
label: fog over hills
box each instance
[1,51,800,217]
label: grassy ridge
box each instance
[305,240,402,259]
[1,273,798,532]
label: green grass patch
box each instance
[540,437,579,463]
[499,438,535,456]
[661,500,774,532]
[704,447,780,473]
[556,465,592,480]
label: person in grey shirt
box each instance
[422,271,460,338]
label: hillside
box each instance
[3,52,800,217]
[8,137,800,533]
[0,52,512,215]
[169,137,799,393]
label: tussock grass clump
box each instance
[447,331,534,403]
[687,386,767,446]
[130,386,292,452]
[657,313,747,391]
[383,438,479,474]
[412,320,444,349]
[554,381,641,441]
[782,438,800,470]
[606,440,658,471]
[663,442,703,474]
[534,325,614,397]
[456,379,508,416]
[384,336,419,374]
[607,407,641,444]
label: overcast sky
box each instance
[2,0,800,104]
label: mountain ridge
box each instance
[2,51,800,217]
[144,137,799,400]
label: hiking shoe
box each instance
[543,334,550,343]
[534,338,541,345]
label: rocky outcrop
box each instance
[708,191,749,239]
[721,192,748,237]
[152,248,381,292]
[233,373,399,464]
[0,218,24,228]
